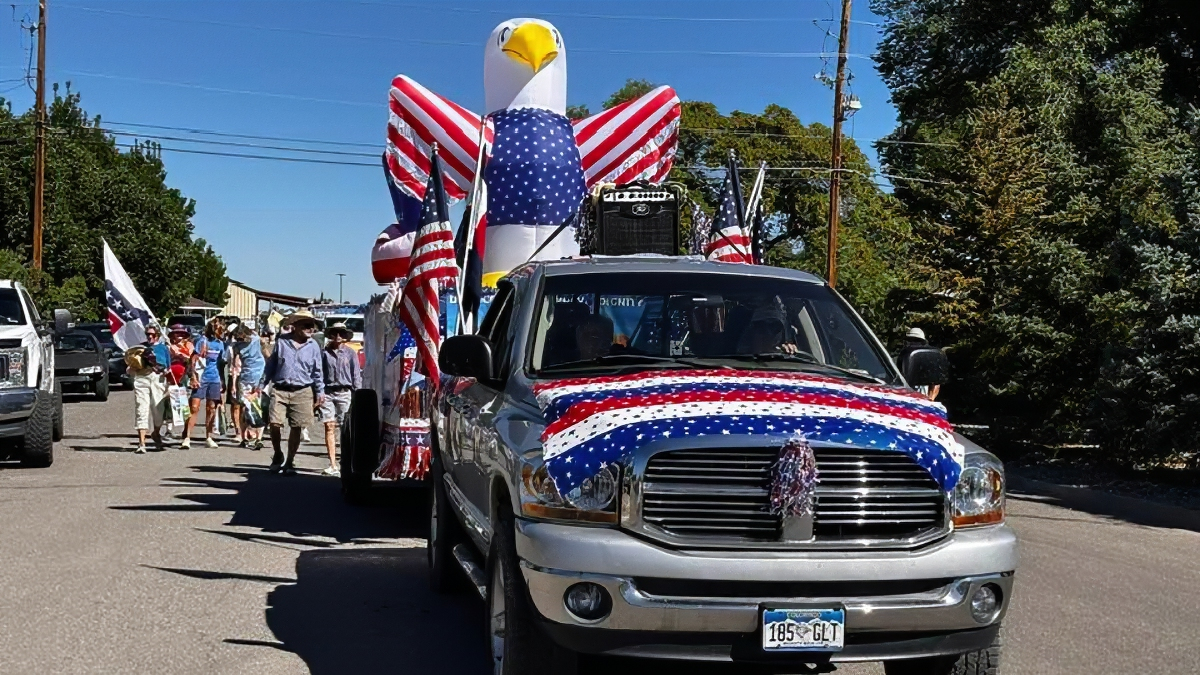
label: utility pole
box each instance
[336,273,346,303]
[32,0,47,270]
[825,0,852,288]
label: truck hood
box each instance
[0,325,34,345]
[529,369,965,496]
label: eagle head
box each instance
[484,18,567,116]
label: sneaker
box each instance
[238,439,249,449]
[301,429,311,443]
[180,439,190,450]
[322,466,340,477]
[135,445,147,454]
[206,437,219,449]
[251,439,264,451]
[269,454,284,474]
[282,464,298,476]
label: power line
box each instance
[99,120,380,149]
[54,4,869,58]
[111,141,379,167]
[70,126,381,159]
[60,70,379,108]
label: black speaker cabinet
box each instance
[593,185,681,256]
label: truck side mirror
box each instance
[53,309,73,337]
[439,334,494,381]
[901,347,949,387]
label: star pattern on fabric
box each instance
[532,372,963,496]
[486,107,586,227]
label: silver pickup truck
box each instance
[429,257,1016,675]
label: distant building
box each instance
[220,279,314,323]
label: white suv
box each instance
[0,280,70,467]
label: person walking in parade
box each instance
[230,323,266,450]
[183,318,228,449]
[258,311,324,475]
[318,322,361,477]
[166,324,193,386]
[126,325,170,453]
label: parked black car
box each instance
[76,322,130,388]
[55,330,110,401]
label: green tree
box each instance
[872,0,1200,462]
[0,86,227,319]
[670,101,916,326]
[604,79,656,109]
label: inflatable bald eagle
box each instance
[373,18,681,284]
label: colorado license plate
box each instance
[762,608,845,651]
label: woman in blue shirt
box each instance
[230,324,266,449]
[182,319,228,449]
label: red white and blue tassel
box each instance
[769,434,820,518]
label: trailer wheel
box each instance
[340,388,379,505]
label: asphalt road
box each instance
[0,390,1197,674]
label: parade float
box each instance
[341,17,684,500]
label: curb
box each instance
[1008,474,1200,533]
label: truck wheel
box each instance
[884,631,1002,675]
[428,454,464,593]
[52,385,63,442]
[340,389,379,505]
[95,377,110,402]
[19,390,54,468]
[486,504,577,675]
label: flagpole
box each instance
[456,119,488,336]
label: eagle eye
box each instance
[552,29,561,47]
[499,26,511,45]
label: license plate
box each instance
[762,608,845,651]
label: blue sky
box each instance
[1,0,894,304]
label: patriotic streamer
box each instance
[770,434,819,518]
[533,370,964,496]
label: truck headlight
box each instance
[520,462,618,524]
[953,452,1005,528]
[0,348,26,387]
[78,365,103,375]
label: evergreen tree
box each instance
[873,0,1200,463]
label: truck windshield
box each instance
[530,272,896,383]
[0,289,26,326]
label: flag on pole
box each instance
[704,163,753,264]
[103,240,156,350]
[398,146,459,386]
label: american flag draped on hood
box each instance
[533,370,965,497]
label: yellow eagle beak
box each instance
[502,23,558,73]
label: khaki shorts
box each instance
[318,389,352,425]
[269,386,315,429]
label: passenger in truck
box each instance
[575,313,615,361]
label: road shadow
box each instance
[1009,475,1200,534]
[111,463,427,543]
[262,547,489,674]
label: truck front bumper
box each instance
[0,387,38,438]
[516,520,1017,662]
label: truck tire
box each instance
[428,453,465,593]
[340,389,379,505]
[486,503,577,675]
[52,385,63,442]
[95,377,110,402]
[884,631,1002,675]
[19,390,54,468]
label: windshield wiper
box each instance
[540,353,728,373]
[720,352,885,384]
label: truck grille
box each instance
[640,447,946,543]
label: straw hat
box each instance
[326,322,353,340]
[281,310,318,328]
